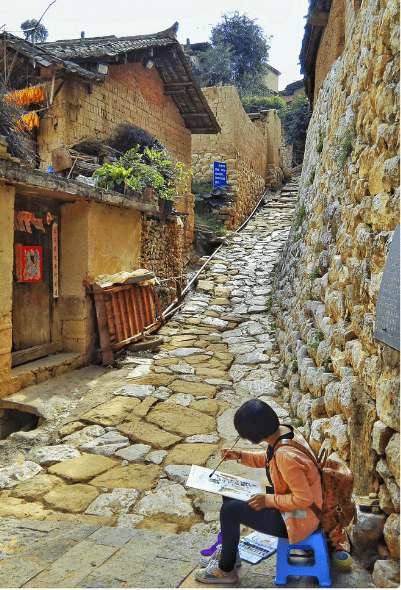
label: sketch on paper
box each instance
[186,465,262,501]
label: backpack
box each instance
[273,429,357,548]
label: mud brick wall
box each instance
[37,60,193,300]
[272,0,399,572]
[38,62,191,175]
[0,184,15,392]
[191,86,267,230]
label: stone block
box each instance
[165,443,218,466]
[43,483,100,513]
[383,513,400,559]
[89,463,161,490]
[48,454,118,483]
[146,403,216,437]
[117,420,181,449]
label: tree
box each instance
[193,11,271,94]
[21,19,48,43]
[279,95,311,164]
[211,12,271,83]
[192,44,234,88]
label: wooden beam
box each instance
[164,82,193,90]
[12,342,62,367]
[164,89,186,96]
[189,127,218,134]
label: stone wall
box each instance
[141,214,184,308]
[281,139,293,171]
[272,0,399,573]
[191,86,267,230]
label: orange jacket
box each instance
[241,429,323,544]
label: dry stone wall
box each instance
[141,214,184,308]
[272,0,399,572]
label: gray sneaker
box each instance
[199,545,242,568]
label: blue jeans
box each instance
[219,490,287,572]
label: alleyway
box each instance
[0,184,373,588]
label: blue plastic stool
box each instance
[275,529,331,587]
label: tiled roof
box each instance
[2,25,220,134]
[40,30,177,61]
[0,32,105,82]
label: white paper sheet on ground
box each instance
[185,464,262,501]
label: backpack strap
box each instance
[274,436,324,522]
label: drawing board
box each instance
[186,465,262,501]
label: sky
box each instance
[2,0,309,91]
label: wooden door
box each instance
[12,195,60,365]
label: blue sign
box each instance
[213,162,227,188]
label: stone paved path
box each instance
[0,183,373,587]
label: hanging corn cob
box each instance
[18,112,40,131]
[8,86,45,107]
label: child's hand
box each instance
[221,448,242,462]
[247,494,266,511]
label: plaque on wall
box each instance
[374,225,400,351]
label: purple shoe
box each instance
[201,533,222,556]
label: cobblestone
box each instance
[0,185,373,586]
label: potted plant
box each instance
[93,144,188,217]
[93,164,133,193]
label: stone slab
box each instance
[27,445,81,467]
[134,480,195,518]
[43,484,100,513]
[48,454,118,483]
[165,443,218,466]
[62,425,107,447]
[27,540,119,588]
[0,461,42,490]
[85,489,140,518]
[10,473,64,501]
[169,380,217,398]
[146,404,216,437]
[114,444,151,462]
[89,463,162,490]
[115,385,155,399]
[117,420,181,449]
[80,397,141,426]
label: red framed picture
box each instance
[15,244,43,282]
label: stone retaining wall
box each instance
[191,86,267,230]
[141,214,184,308]
[272,0,399,574]
[281,140,293,171]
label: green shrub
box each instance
[316,128,326,153]
[241,95,286,113]
[294,205,306,231]
[338,126,357,168]
[310,266,321,281]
